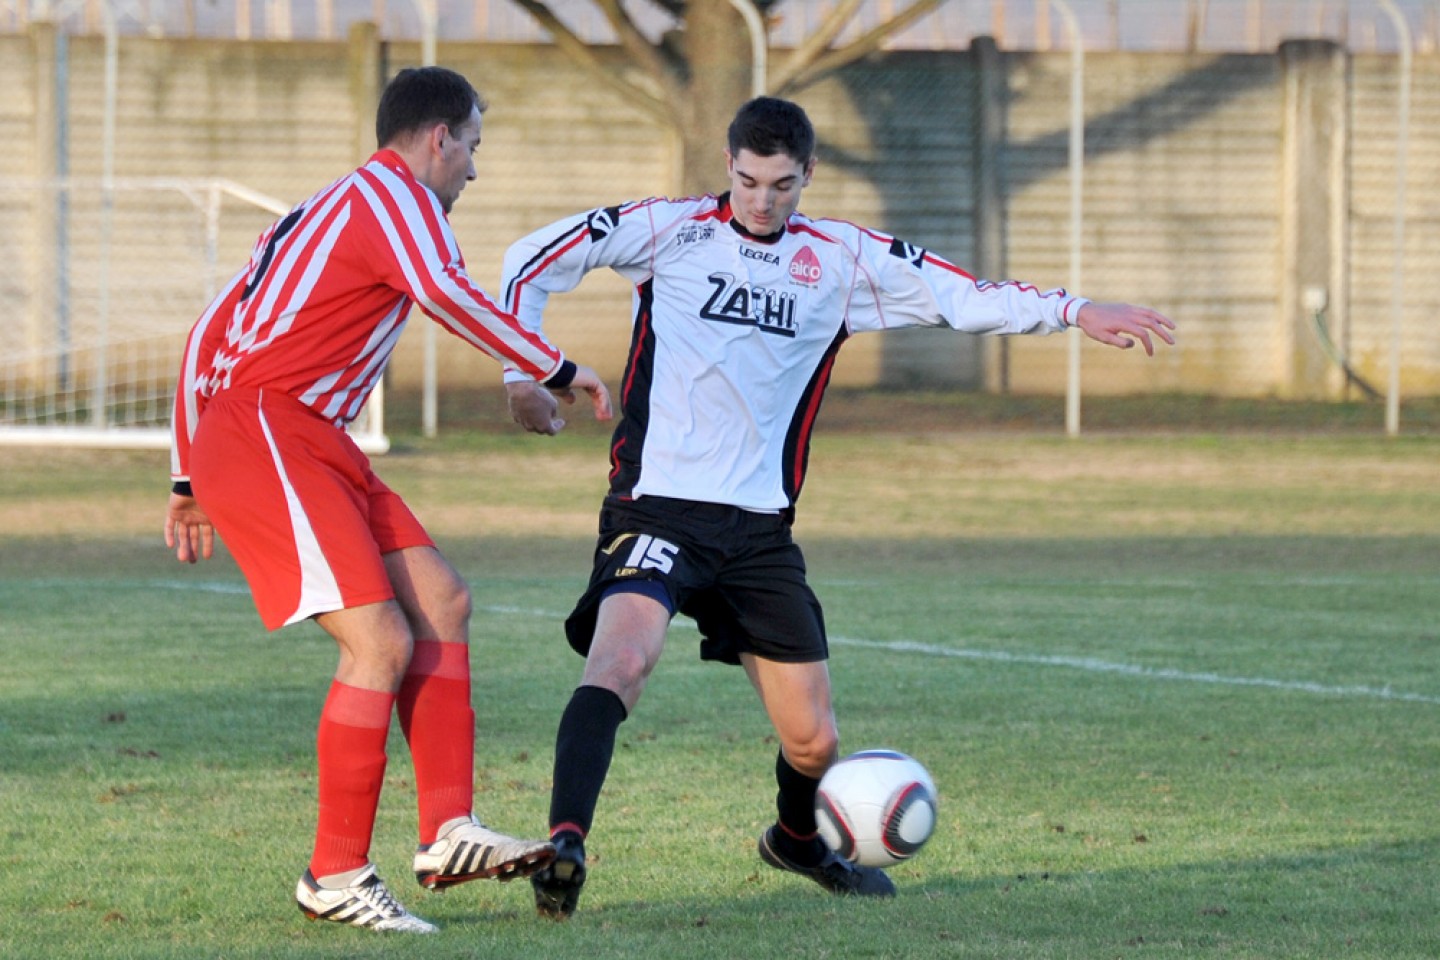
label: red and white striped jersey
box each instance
[501,193,1086,512]
[170,149,568,481]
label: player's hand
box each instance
[507,379,566,435]
[558,364,613,422]
[1075,302,1176,356]
[165,493,215,564]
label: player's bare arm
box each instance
[1074,301,1176,356]
[559,363,614,422]
[164,492,215,564]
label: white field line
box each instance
[471,603,1440,706]
[827,636,1440,706]
[13,580,1438,706]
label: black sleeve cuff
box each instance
[172,481,193,497]
[541,359,577,390]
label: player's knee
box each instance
[585,638,656,694]
[446,576,473,625]
[786,727,840,778]
[340,631,415,691]
[609,642,656,684]
[429,568,472,631]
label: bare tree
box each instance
[511,0,950,194]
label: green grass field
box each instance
[3,394,1439,958]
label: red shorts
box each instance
[189,387,433,630]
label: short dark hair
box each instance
[375,66,487,148]
[727,97,815,165]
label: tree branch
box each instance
[593,0,686,89]
[774,0,952,95]
[769,0,864,93]
[510,0,676,126]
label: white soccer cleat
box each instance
[413,815,556,889]
[296,863,438,933]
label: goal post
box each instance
[0,176,389,453]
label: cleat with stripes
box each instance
[295,864,438,933]
[413,815,555,890]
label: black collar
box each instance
[718,191,786,245]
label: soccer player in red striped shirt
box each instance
[162,66,612,934]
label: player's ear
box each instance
[430,123,449,156]
[801,156,817,187]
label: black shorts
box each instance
[563,496,828,666]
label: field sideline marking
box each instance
[13,580,1438,706]
[828,636,1440,705]
[467,603,1440,706]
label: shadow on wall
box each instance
[826,49,1278,389]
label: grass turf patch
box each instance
[2,414,1438,958]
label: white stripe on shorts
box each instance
[255,391,345,625]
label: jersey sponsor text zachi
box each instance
[502,192,1085,513]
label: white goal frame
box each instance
[0,175,388,453]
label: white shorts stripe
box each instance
[255,392,345,625]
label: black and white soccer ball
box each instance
[815,749,938,868]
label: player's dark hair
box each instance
[727,96,815,165]
[375,66,487,148]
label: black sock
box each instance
[547,685,627,838]
[773,750,827,866]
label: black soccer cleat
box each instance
[758,826,896,898]
[531,834,587,920]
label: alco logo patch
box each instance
[788,246,823,286]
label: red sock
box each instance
[309,681,394,880]
[397,639,474,845]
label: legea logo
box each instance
[788,246,822,285]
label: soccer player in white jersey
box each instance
[501,96,1175,919]
[162,67,612,934]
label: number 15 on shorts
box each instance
[610,533,679,575]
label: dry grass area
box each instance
[393,386,1440,438]
[4,389,1438,545]
[796,432,1440,539]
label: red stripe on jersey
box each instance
[621,298,652,407]
[787,221,840,244]
[790,346,841,497]
[238,188,352,351]
[182,150,567,445]
[171,268,248,479]
[608,436,627,484]
[921,252,977,280]
[511,232,589,320]
[355,164,559,377]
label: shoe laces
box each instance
[355,873,406,918]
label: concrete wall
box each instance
[4,26,1437,399]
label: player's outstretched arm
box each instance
[165,493,215,564]
[553,363,613,422]
[509,364,613,435]
[1075,302,1176,356]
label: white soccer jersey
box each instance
[502,193,1087,513]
